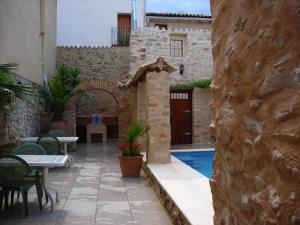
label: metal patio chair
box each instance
[0,155,43,216]
[48,130,66,137]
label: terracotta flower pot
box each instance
[119,155,143,177]
[48,120,70,135]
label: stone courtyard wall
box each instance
[57,47,130,81]
[0,75,42,146]
[192,88,213,144]
[130,27,212,85]
[57,47,130,122]
[76,90,118,116]
[210,0,300,225]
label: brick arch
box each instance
[63,79,133,140]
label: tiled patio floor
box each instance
[0,143,172,225]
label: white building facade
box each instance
[57,0,146,47]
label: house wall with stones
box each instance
[57,46,130,121]
[147,20,212,30]
[192,88,213,144]
[130,26,213,145]
[76,90,118,117]
[210,0,300,225]
[130,26,213,85]
[0,76,42,146]
[57,47,130,81]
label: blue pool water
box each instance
[171,151,215,178]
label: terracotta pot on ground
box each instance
[48,120,70,135]
[119,155,143,177]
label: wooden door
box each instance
[170,89,193,145]
[117,15,131,46]
[118,15,131,28]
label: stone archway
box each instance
[63,79,134,140]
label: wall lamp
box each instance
[179,63,184,75]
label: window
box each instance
[154,24,168,30]
[170,40,183,57]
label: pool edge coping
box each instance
[143,152,214,225]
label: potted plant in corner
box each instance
[44,65,81,134]
[118,122,149,177]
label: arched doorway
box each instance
[75,89,118,143]
[63,79,134,141]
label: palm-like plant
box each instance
[54,65,81,92]
[119,122,149,156]
[44,65,81,120]
[0,63,36,110]
[44,79,74,119]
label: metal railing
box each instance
[111,27,131,46]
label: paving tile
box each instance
[57,199,97,224]
[99,189,128,201]
[129,200,164,210]
[131,209,170,223]
[96,210,132,222]
[134,220,173,225]
[69,185,99,200]
[97,201,130,211]
[75,176,100,184]
[1,143,171,225]
[127,190,158,201]
[100,180,124,188]
[79,168,101,177]
[96,222,133,225]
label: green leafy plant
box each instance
[54,64,81,92]
[118,122,149,156]
[172,79,211,89]
[44,65,81,120]
[44,79,73,119]
[0,63,36,111]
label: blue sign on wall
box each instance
[92,114,102,124]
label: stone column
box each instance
[146,71,171,163]
[210,0,300,225]
[192,88,213,145]
[136,82,148,151]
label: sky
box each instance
[147,0,211,15]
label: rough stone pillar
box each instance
[136,82,148,151]
[210,1,300,225]
[146,71,171,163]
[192,88,213,144]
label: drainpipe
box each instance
[144,0,147,27]
[40,0,48,91]
[131,0,138,30]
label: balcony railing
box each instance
[111,27,131,47]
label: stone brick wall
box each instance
[57,46,130,124]
[145,70,172,163]
[192,88,213,144]
[148,20,212,30]
[130,27,213,85]
[0,75,42,146]
[210,1,300,225]
[57,46,130,81]
[76,90,118,116]
[64,80,135,140]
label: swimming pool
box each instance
[171,151,215,178]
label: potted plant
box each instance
[44,65,81,133]
[118,122,149,177]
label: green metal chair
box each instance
[37,135,62,155]
[48,130,66,137]
[14,143,47,155]
[11,143,47,206]
[0,155,43,216]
